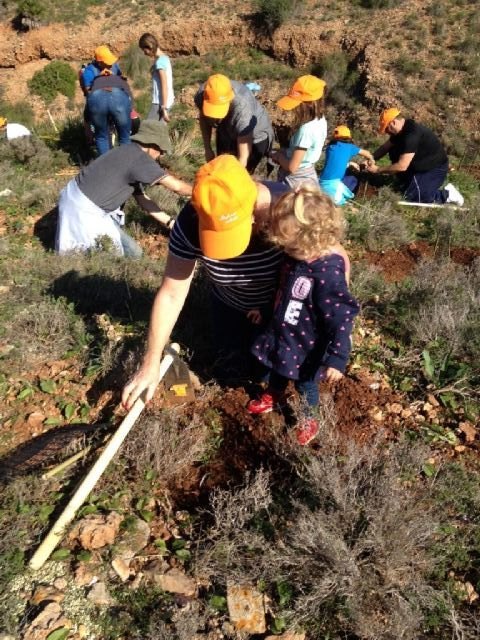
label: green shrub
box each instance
[28,60,77,104]
[359,0,395,7]
[119,42,151,91]
[0,97,34,129]
[256,0,296,31]
[17,0,46,19]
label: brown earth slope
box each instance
[0,0,479,145]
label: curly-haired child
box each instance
[247,185,360,445]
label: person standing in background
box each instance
[139,33,174,123]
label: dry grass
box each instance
[121,407,210,485]
[2,296,87,370]
[396,258,480,361]
[194,414,461,639]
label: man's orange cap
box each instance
[333,125,351,139]
[94,45,117,66]
[191,155,258,260]
[202,74,235,119]
[379,107,401,134]
[277,75,326,111]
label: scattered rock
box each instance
[69,512,122,550]
[112,517,150,562]
[111,557,132,582]
[30,584,65,605]
[53,578,68,590]
[427,394,440,407]
[459,421,476,443]
[74,562,101,587]
[265,634,306,640]
[87,581,114,606]
[22,602,71,640]
[156,568,196,597]
[226,583,266,634]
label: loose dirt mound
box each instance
[366,242,480,282]
[169,374,409,508]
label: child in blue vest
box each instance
[319,125,374,205]
[139,33,174,123]
[247,185,360,445]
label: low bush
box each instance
[359,0,395,7]
[0,96,34,129]
[119,42,151,91]
[256,0,296,32]
[1,296,88,369]
[16,0,45,20]
[195,422,467,639]
[347,192,414,250]
[394,259,480,362]
[28,60,77,104]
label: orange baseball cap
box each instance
[191,155,258,260]
[277,75,326,111]
[94,45,118,66]
[379,107,401,134]
[202,74,235,119]
[333,125,351,139]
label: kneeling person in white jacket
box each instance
[55,120,191,257]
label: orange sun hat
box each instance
[333,125,352,139]
[191,155,258,260]
[94,45,118,66]
[277,75,326,111]
[379,107,401,134]
[202,74,235,119]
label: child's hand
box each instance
[246,309,262,325]
[269,150,281,164]
[325,367,343,383]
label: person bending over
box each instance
[194,74,273,173]
[55,120,191,257]
[122,154,291,409]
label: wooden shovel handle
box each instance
[29,343,180,571]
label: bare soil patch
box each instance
[366,241,480,282]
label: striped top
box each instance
[169,184,288,312]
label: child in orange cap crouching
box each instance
[319,125,374,205]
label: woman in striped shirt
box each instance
[122,155,289,409]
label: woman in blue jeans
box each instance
[87,74,133,156]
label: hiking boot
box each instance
[444,183,464,207]
[248,392,280,414]
[296,417,320,446]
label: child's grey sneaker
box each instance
[444,183,464,207]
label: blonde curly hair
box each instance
[268,185,344,261]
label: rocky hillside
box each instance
[0,0,479,154]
